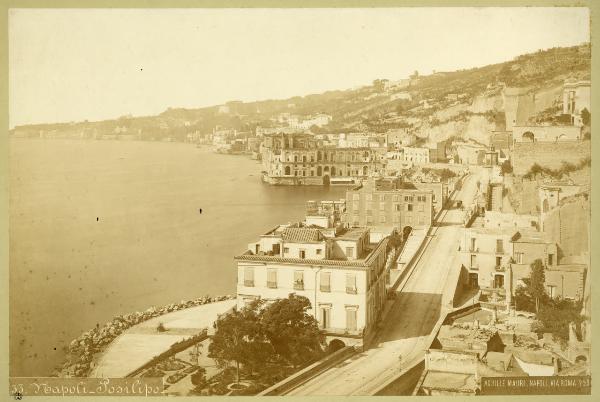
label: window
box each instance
[393,195,399,202]
[404,195,413,202]
[346,307,358,331]
[299,250,306,259]
[345,247,354,258]
[316,249,322,255]
[319,306,331,329]
[244,267,254,287]
[470,254,477,268]
[470,238,476,252]
[293,271,305,290]
[283,247,289,254]
[496,239,504,253]
[320,272,331,292]
[407,204,413,212]
[267,269,277,288]
[346,273,357,294]
[548,253,554,266]
[496,256,502,267]
[515,252,523,264]
[394,204,400,212]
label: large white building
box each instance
[235,222,389,349]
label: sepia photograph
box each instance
[4,3,594,397]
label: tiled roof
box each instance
[234,253,368,269]
[235,236,389,269]
[282,228,324,243]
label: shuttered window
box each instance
[267,269,277,288]
[244,267,254,287]
[320,272,331,292]
[346,273,357,294]
[294,270,304,290]
[346,307,357,331]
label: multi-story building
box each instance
[460,216,585,307]
[234,223,388,348]
[563,79,590,123]
[401,146,430,164]
[460,226,515,299]
[261,132,386,185]
[344,177,433,231]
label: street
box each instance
[286,170,484,396]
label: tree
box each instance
[581,107,590,126]
[208,300,271,384]
[500,159,513,175]
[528,259,547,313]
[190,367,208,394]
[259,295,325,368]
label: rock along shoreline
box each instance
[59,294,235,377]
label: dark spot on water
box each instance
[96,217,99,221]
[198,208,203,214]
[53,347,56,350]
[90,301,95,306]
[140,68,143,71]
[78,287,82,291]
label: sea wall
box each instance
[61,294,235,377]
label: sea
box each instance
[8,138,346,376]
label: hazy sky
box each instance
[9,7,590,128]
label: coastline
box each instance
[59,294,235,377]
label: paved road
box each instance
[287,170,484,396]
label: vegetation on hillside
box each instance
[522,156,591,180]
[514,259,584,346]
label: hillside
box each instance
[11,43,590,144]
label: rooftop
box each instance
[281,228,325,243]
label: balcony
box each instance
[495,248,505,254]
[294,281,304,290]
[267,281,277,289]
[320,285,331,292]
[346,287,358,294]
[469,247,479,253]
[469,265,479,271]
[494,265,506,272]
[244,280,255,287]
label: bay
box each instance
[8,138,346,376]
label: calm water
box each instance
[9,139,346,376]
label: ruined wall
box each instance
[543,195,590,259]
[512,141,591,176]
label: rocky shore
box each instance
[58,295,235,377]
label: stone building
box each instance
[260,132,386,185]
[235,223,388,349]
[344,177,433,232]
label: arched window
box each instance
[331,166,336,176]
[317,166,322,176]
[285,166,291,175]
[362,166,368,176]
[522,131,535,142]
